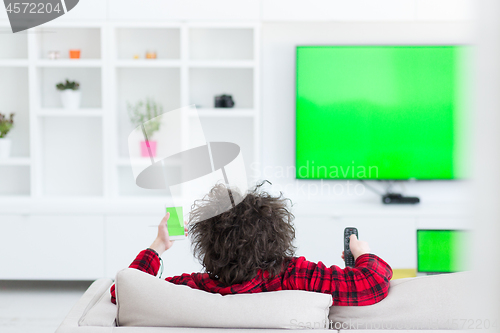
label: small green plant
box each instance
[127,97,163,137]
[0,113,14,138]
[56,79,80,91]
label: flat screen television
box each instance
[417,229,470,273]
[296,45,467,180]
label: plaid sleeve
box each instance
[110,249,161,304]
[282,254,393,306]
[165,273,198,288]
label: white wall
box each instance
[261,0,474,21]
[0,0,476,22]
[471,0,500,321]
[260,22,475,206]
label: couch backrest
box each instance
[115,268,333,329]
[329,271,475,330]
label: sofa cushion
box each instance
[329,271,474,330]
[78,283,117,327]
[56,278,115,333]
[115,268,333,329]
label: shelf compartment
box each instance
[40,117,103,196]
[116,68,181,158]
[39,67,102,109]
[37,27,101,60]
[0,166,30,196]
[189,68,253,109]
[191,117,255,182]
[189,28,253,61]
[116,28,180,60]
[0,67,30,157]
[0,28,27,59]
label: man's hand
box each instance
[149,213,190,255]
[341,235,371,262]
[149,213,173,255]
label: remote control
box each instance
[344,227,359,268]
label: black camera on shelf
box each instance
[214,94,235,108]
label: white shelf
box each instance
[0,59,29,67]
[0,157,31,166]
[115,59,181,68]
[188,60,254,68]
[37,108,103,117]
[36,59,103,68]
[117,157,182,167]
[116,60,255,69]
[191,108,255,117]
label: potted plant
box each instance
[127,97,163,157]
[0,113,14,158]
[56,79,81,109]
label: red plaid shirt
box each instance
[110,249,392,306]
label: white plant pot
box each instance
[0,138,12,158]
[60,90,81,109]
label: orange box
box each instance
[69,49,81,59]
[145,51,157,59]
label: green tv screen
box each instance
[417,230,470,273]
[296,46,467,180]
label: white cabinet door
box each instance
[0,215,104,280]
[105,215,202,279]
[337,217,417,269]
[0,215,30,279]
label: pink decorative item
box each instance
[140,140,157,157]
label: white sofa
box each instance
[56,269,474,332]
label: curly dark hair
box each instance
[188,181,296,286]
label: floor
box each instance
[0,280,92,333]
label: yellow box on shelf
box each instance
[391,268,417,280]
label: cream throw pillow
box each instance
[115,268,333,329]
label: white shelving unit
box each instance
[0,21,260,200]
[111,22,260,199]
[0,19,262,280]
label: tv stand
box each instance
[382,193,420,205]
[359,180,420,204]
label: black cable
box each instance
[359,179,385,195]
[385,180,394,194]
